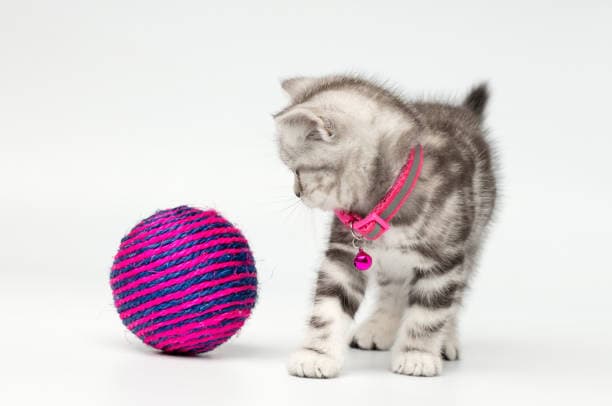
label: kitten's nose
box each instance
[294,171,302,198]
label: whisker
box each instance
[279,199,302,219]
[284,199,302,220]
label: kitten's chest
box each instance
[366,228,420,280]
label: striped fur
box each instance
[275,75,497,378]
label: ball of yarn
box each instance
[110,206,257,354]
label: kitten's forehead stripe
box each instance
[279,114,316,126]
[295,164,336,173]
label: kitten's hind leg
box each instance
[391,252,466,376]
[441,314,460,361]
[351,275,405,351]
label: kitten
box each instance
[274,75,497,378]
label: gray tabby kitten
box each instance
[274,75,497,378]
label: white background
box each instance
[1,1,611,405]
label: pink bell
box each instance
[353,248,372,271]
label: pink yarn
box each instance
[110,206,257,354]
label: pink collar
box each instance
[334,144,424,241]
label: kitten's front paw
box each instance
[287,348,342,379]
[350,317,398,350]
[391,350,442,377]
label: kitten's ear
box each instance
[276,108,335,142]
[281,77,317,99]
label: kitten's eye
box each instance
[305,129,334,141]
[306,130,322,140]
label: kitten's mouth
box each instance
[299,193,336,211]
[293,171,302,198]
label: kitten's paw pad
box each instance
[351,319,397,351]
[391,350,442,376]
[287,348,341,379]
[441,341,460,361]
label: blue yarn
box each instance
[121,274,257,325]
[138,206,191,225]
[150,315,250,346]
[111,231,243,279]
[114,252,252,301]
[116,253,253,307]
[163,336,230,354]
[111,240,249,288]
[113,221,231,264]
[118,270,255,314]
[131,290,256,333]
[121,207,195,242]
[141,303,253,338]
[121,212,220,250]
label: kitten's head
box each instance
[273,75,412,212]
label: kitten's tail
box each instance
[463,83,489,117]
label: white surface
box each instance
[1,1,611,405]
